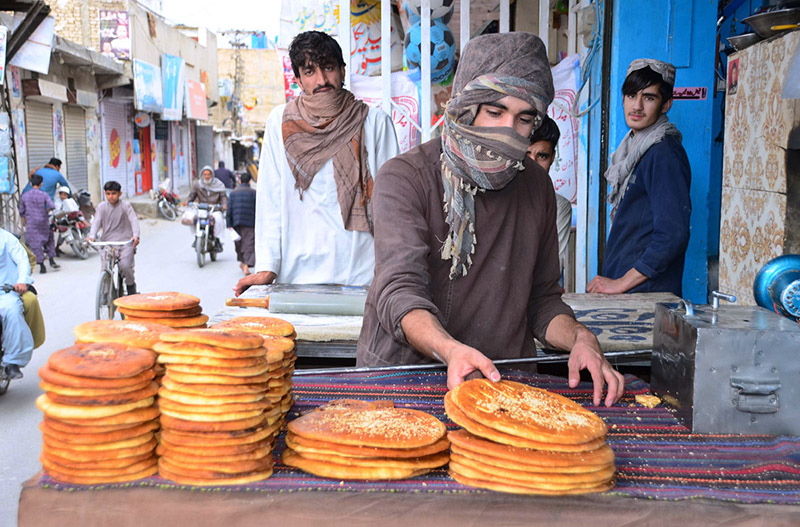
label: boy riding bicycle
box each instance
[87,181,140,296]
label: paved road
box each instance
[0,216,244,526]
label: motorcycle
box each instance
[51,209,91,259]
[0,284,14,395]
[191,203,222,268]
[154,178,180,221]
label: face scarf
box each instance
[199,165,226,193]
[440,32,554,279]
[282,89,373,232]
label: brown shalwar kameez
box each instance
[357,138,574,367]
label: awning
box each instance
[22,78,67,103]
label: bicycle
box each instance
[88,240,134,320]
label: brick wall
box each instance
[48,0,129,52]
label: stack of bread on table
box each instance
[114,292,208,329]
[444,379,615,494]
[212,316,298,420]
[282,400,450,480]
[37,342,160,484]
[155,328,285,485]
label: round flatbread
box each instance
[160,420,280,447]
[39,379,152,397]
[286,433,449,459]
[288,407,446,449]
[157,397,272,414]
[113,292,201,312]
[45,382,159,406]
[45,463,157,485]
[295,449,449,469]
[43,431,155,451]
[449,379,608,445]
[47,343,155,379]
[166,370,270,385]
[42,450,154,470]
[157,354,267,368]
[39,365,156,390]
[159,445,273,464]
[74,320,170,349]
[42,415,144,435]
[158,455,273,477]
[445,391,607,452]
[158,465,272,486]
[40,419,159,445]
[52,407,160,427]
[449,468,615,495]
[450,452,615,485]
[282,448,430,480]
[159,437,272,457]
[124,314,209,328]
[165,362,270,377]
[159,407,263,422]
[213,317,295,338]
[153,341,265,359]
[117,305,203,318]
[158,387,265,405]
[37,394,155,419]
[160,414,266,433]
[161,375,268,395]
[41,454,157,477]
[41,437,157,462]
[160,329,264,350]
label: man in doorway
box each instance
[587,59,691,297]
[22,158,71,200]
[527,115,572,274]
[214,161,235,190]
[356,32,624,406]
[234,30,399,295]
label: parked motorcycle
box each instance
[191,203,222,268]
[51,209,91,259]
[154,178,180,221]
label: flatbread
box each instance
[158,387,265,405]
[39,365,156,389]
[449,379,607,444]
[43,431,155,452]
[42,450,154,470]
[450,452,615,485]
[213,317,295,338]
[282,448,430,480]
[161,420,280,447]
[158,464,272,486]
[42,416,143,435]
[117,305,203,318]
[153,341,265,359]
[40,419,159,444]
[39,379,152,396]
[158,456,273,477]
[448,430,615,470]
[291,447,449,469]
[47,343,155,379]
[158,445,273,464]
[160,414,266,432]
[166,370,270,385]
[45,382,159,406]
[157,354,267,368]
[158,397,272,414]
[288,407,445,449]
[449,468,615,495]
[45,463,158,484]
[159,437,272,457]
[125,314,209,328]
[52,407,160,427]
[160,329,264,350]
[161,375,268,395]
[113,292,201,312]
[444,391,606,452]
[41,437,157,462]
[36,394,155,419]
[286,433,449,459]
[41,454,157,477]
[74,320,170,349]
[164,362,270,377]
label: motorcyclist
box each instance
[187,166,227,252]
[0,228,35,380]
[54,186,80,214]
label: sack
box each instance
[227,227,241,243]
[180,208,196,226]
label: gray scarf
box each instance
[199,165,226,193]
[605,114,681,219]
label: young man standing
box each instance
[234,30,399,295]
[356,32,624,406]
[527,115,572,273]
[587,59,691,296]
[87,181,140,296]
[18,174,60,274]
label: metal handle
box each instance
[710,290,737,310]
[731,377,781,414]
[676,299,694,317]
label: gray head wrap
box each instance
[627,58,676,86]
[198,165,226,192]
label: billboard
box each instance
[99,10,131,60]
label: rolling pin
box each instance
[226,297,270,308]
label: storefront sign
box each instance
[154,119,168,140]
[185,80,208,121]
[673,86,708,100]
[161,54,186,121]
[99,10,131,60]
[133,59,164,113]
[134,112,151,127]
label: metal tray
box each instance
[726,33,762,51]
[742,8,800,38]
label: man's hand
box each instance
[233,271,276,297]
[13,283,27,295]
[440,341,501,391]
[132,237,140,248]
[587,268,647,294]
[86,237,95,243]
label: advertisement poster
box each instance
[133,59,164,113]
[161,54,186,121]
[548,54,581,205]
[185,79,209,121]
[99,10,131,60]
[279,0,338,48]
[350,71,419,153]
[278,49,302,103]
[0,26,7,85]
[0,157,11,194]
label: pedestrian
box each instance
[234,30,399,295]
[355,32,624,406]
[226,172,256,275]
[22,158,71,200]
[587,58,691,296]
[87,181,140,296]
[214,161,235,189]
[18,174,60,274]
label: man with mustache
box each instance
[587,59,691,296]
[234,31,399,294]
[356,32,624,407]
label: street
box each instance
[0,216,244,526]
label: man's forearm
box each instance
[400,309,456,364]
[543,313,597,352]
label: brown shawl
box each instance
[282,89,373,232]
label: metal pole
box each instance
[421,0,431,143]
[380,0,392,116]
[460,0,470,54]
[500,0,510,33]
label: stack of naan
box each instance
[74,319,170,385]
[283,401,450,480]
[114,292,208,329]
[37,342,160,484]
[154,329,281,485]
[212,316,297,419]
[444,379,615,495]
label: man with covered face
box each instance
[234,30,398,295]
[357,32,624,407]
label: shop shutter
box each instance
[101,100,130,196]
[64,106,89,191]
[25,100,55,173]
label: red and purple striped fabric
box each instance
[39,370,800,504]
